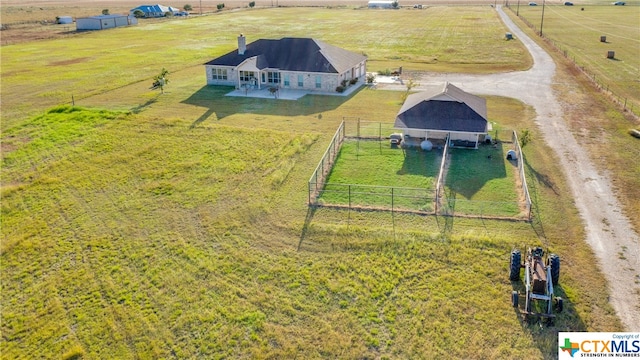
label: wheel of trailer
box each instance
[548,253,560,285]
[555,297,564,313]
[509,249,521,281]
[511,291,519,308]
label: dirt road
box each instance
[379,6,640,331]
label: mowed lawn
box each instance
[0,6,625,360]
[443,144,523,218]
[512,4,640,111]
[319,140,441,211]
[317,136,523,217]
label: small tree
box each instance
[184,4,193,11]
[519,129,532,148]
[133,9,145,18]
[268,87,279,99]
[249,1,256,7]
[102,9,110,15]
[391,1,399,8]
[151,68,170,94]
[164,11,174,17]
[366,73,376,84]
[401,78,418,102]
[217,3,225,10]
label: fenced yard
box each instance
[309,121,531,220]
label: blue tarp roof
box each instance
[130,4,178,13]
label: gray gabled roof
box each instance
[395,83,488,133]
[204,37,366,74]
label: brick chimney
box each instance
[238,34,246,55]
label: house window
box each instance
[239,71,255,82]
[267,72,280,84]
[211,68,227,80]
[315,75,322,89]
[284,74,290,87]
[298,75,304,87]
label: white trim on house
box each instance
[204,37,367,96]
[205,60,367,94]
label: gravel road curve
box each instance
[378,6,640,331]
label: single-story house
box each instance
[76,15,138,30]
[394,82,491,149]
[204,35,367,94]
[129,4,179,18]
[368,0,397,8]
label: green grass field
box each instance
[510,3,640,112]
[0,6,529,129]
[319,140,440,211]
[443,144,524,218]
[317,139,524,217]
[0,6,627,359]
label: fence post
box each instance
[349,184,351,209]
[435,187,438,213]
[391,187,394,213]
[308,181,312,204]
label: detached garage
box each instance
[76,15,137,31]
[394,82,492,149]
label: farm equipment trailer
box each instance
[510,247,563,323]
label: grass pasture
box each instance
[0,6,530,129]
[0,5,628,359]
[0,97,622,359]
[510,3,640,113]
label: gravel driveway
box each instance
[378,5,640,331]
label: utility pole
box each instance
[200,0,202,15]
[517,0,520,16]
[540,0,546,36]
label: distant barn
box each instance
[57,16,73,24]
[76,15,137,31]
[130,4,180,18]
[368,0,397,8]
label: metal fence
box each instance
[309,122,532,220]
[343,119,398,139]
[434,134,450,212]
[505,5,638,118]
[318,183,436,213]
[512,130,532,220]
[308,121,345,204]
